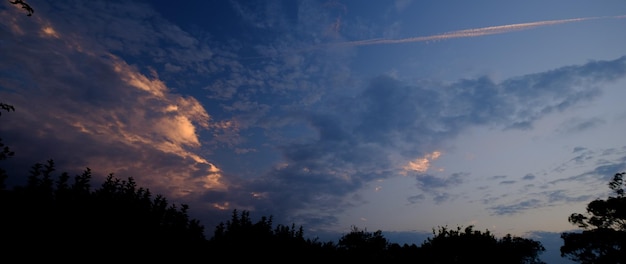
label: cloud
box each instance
[0,5,228,200]
[489,199,542,216]
[247,56,626,227]
[484,147,626,216]
[572,146,587,153]
[407,194,425,204]
[546,190,592,204]
[229,0,292,30]
[556,117,605,134]
[394,0,412,13]
[487,188,596,216]
[416,173,465,190]
[402,151,441,174]
[551,147,626,185]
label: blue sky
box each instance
[1,1,625,262]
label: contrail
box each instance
[328,15,625,47]
[242,15,625,60]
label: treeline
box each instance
[0,160,207,262]
[209,209,546,263]
[0,158,545,263]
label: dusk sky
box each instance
[1,1,625,262]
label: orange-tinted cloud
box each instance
[402,151,442,174]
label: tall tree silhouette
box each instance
[561,171,626,263]
[0,102,15,189]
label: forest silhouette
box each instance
[2,102,625,263]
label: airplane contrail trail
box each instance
[332,15,625,47]
[242,15,625,60]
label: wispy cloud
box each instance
[402,151,442,174]
[556,117,606,134]
[484,148,626,216]
[489,199,542,216]
[487,188,596,216]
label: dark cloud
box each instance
[489,199,542,216]
[416,173,465,190]
[499,180,516,185]
[487,187,598,216]
[500,57,626,129]
[570,149,595,165]
[572,146,586,153]
[553,147,626,175]
[546,190,592,204]
[229,0,293,30]
[488,151,626,214]
[407,194,425,204]
[551,156,626,186]
[522,174,535,180]
[432,192,455,204]
[556,117,605,134]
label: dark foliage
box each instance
[208,209,337,261]
[420,225,546,264]
[0,102,15,190]
[8,0,34,16]
[0,102,15,115]
[336,226,391,261]
[561,172,626,263]
[0,160,208,262]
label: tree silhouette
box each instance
[337,226,390,261]
[0,102,15,189]
[420,225,545,264]
[8,0,34,16]
[208,209,336,261]
[0,160,208,262]
[561,171,626,263]
[0,102,15,115]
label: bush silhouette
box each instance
[420,225,545,264]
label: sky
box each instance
[1,0,626,262]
